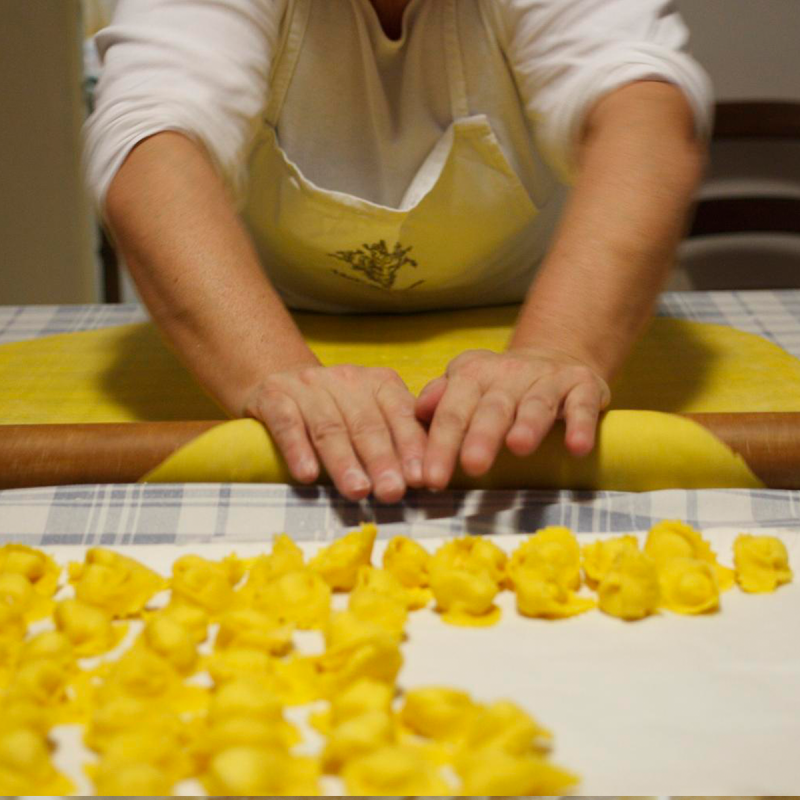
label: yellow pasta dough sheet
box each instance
[3,309,800,489]
[31,529,800,796]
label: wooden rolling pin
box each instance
[1,413,800,490]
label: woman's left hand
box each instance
[416,347,611,490]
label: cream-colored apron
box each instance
[242,0,546,314]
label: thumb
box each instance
[415,375,448,423]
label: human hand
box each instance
[416,347,611,490]
[244,364,427,502]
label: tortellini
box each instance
[143,612,200,673]
[55,598,126,657]
[508,527,581,591]
[734,534,793,593]
[382,535,431,588]
[215,607,293,655]
[69,548,166,618]
[0,544,60,598]
[456,748,579,795]
[458,699,552,756]
[582,535,640,588]
[248,568,331,629]
[0,727,74,795]
[429,564,500,626]
[204,746,320,795]
[0,572,52,622]
[309,523,378,590]
[341,744,452,795]
[597,550,660,621]
[319,611,404,693]
[515,567,595,619]
[3,519,784,797]
[658,557,720,615]
[432,536,508,586]
[400,686,477,740]
[645,520,734,591]
[171,554,240,616]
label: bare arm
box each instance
[106,131,318,417]
[419,81,705,486]
[511,81,705,380]
[106,132,425,500]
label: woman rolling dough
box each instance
[85,0,711,502]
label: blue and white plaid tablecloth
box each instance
[3,291,800,544]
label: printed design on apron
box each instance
[328,240,424,291]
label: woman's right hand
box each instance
[244,364,428,503]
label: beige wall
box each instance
[0,0,98,304]
[678,0,800,101]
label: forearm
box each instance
[510,81,705,380]
[105,132,318,416]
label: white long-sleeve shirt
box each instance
[85,0,712,217]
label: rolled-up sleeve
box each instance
[84,0,286,212]
[493,0,714,181]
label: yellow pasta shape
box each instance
[247,533,305,583]
[215,607,293,655]
[734,534,793,593]
[55,598,126,658]
[70,548,166,618]
[432,536,507,585]
[143,613,199,674]
[249,568,331,629]
[0,573,52,623]
[348,586,408,636]
[322,709,395,772]
[456,748,579,795]
[84,695,185,754]
[508,527,581,591]
[429,565,500,626]
[514,567,595,620]
[658,557,720,614]
[270,654,323,705]
[459,699,552,756]
[208,676,284,724]
[204,746,320,795]
[97,644,208,715]
[0,700,52,736]
[206,646,274,687]
[309,523,377,590]
[341,743,452,795]
[91,726,196,786]
[0,593,26,644]
[400,686,477,740]
[171,555,238,616]
[382,535,431,588]
[582,535,640,588]
[0,544,60,598]
[331,677,394,726]
[91,760,174,796]
[597,550,660,621]
[319,611,403,693]
[645,520,734,591]
[0,727,74,796]
[155,601,209,644]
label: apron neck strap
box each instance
[443,0,470,120]
[264,0,311,128]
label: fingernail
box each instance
[344,468,371,493]
[405,459,423,484]
[377,471,404,497]
[298,459,318,481]
[427,464,447,489]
